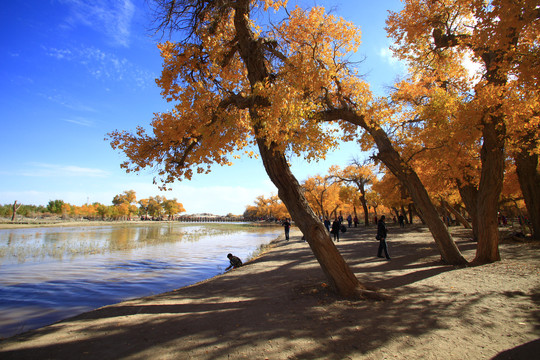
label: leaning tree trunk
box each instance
[411,204,426,224]
[256,138,363,297]
[442,200,472,229]
[232,0,364,297]
[392,207,400,220]
[438,203,450,226]
[329,109,467,264]
[515,150,540,241]
[474,120,504,263]
[369,128,467,265]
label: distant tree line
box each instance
[2,190,186,222]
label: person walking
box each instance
[282,218,291,241]
[376,215,390,260]
[324,218,331,232]
[331,217,341,242]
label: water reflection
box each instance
[0,223,258,264]
[0,223,281,338]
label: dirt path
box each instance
[1,225,539,359]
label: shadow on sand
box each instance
[1,225,538,359]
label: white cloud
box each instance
[379,46,402,67]
[20,163,109,178]
[45,48,74,60]
[64,117,95,127]
[39,91,97,112]
[62,0,135,47]
[44,45,156,89]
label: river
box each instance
[0,222,282,338]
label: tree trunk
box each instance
[327,109,467,264]
[11,201,21,222]
[474,120,504,263]
[360,190,369,226]
[411,203,426,224]
[392,207,400,220]
[407,203,414,224]
[438,202,449,226]
[515,150,540,241]
[457,180,479,241]
[232,1,365,297]
[369,129,467,265]
[442,200,472,229]
[257,139,362,297]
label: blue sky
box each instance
[0,0,404,216]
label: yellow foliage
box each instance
[108,3,369,188]
[247,195,289,219]
[383,0,539,199]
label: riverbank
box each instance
[0,218,279,230]
[1,225,539,359]
[0,219,149,229]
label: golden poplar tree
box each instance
[110,0,373,297]
[386,0,540,259]
[329,163,376,226]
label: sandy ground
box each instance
[0,224,539,360]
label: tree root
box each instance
[354,286,392,301]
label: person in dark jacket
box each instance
[282,218,291,241]
[398,214,405,228]
[225,253,243,270]
[331,218,341,242]
[376,215,390,260]
[324,218,331,232]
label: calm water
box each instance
[0,222,281,338]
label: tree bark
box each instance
[256,139,362,297]
[407,203,414,224]
[411,203,426,224]
[11,201,21,222]
[442,200,472,229]
[474,120,504,263]
[392,207,400,221]
[515,150,540,241]
[232,0,366,297]
[360,190,369,226]
[457,180,479,241]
